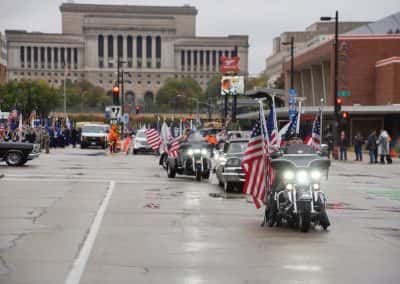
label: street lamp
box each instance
[282,36,295,90]
[320,11,339,147]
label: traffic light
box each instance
[135,105,141,114]
[335,98,343,114]
[112,84,120,104]
[341,111,349,120]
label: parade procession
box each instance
[1,1,400,284]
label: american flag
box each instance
[306,109,322,150]
[284,111,299,140]
[168,136,181,158]
[144,129,162,150]
[267,104,279,146]
[241,104,274,209]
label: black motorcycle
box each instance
[266,144,331,232]
[166,141,212,181]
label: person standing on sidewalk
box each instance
[354,132,363,161]
[377,130,392,164]
[339,131,348,161]
[366,130,378,164]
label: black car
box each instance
[215,139,248,192]
[0,142,41,166]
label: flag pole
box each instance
[296,97,306,135]
[320,98,324,148]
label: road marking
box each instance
[64,180,115,284]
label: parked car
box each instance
[132,129,152,154]
[0,142,40,166]
[215,138,248,192]
[80,124,109,149]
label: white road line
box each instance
[64,180,115,284]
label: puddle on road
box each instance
[209,193,245,199]
[326,202,368,211]
[337,173,386,179]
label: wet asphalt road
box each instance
[0,148,400,284]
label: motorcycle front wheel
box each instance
[299,213,311,233]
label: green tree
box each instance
[64,80,111,111]
[246,71,269,91]
[156,78,203,113]
[0,79,60,118]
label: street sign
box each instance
[289,88,297,97]
[338,90,351,97]
[105,105,122,119]
[123,113,129,125]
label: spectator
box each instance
[354,132,363,161]
[366,130,378,164]
[377,130,392,164]
[339,131,348,161]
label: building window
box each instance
[67,48,72,64]
[33,47,38,63]
[156,36,161,68]
[48,80,51,83]
[206,51,210,66]
[138,74,142,78]
[127,35,133,58]
[98,35,104,57]
[146,36,152,68]
[54,47,58,65]
[147,81,151,85]
[20,72,24,75]
[60,47,65,65]
[99,80,103,84]
[157,81,161,85]
[108,35,113,58]
[27,46,31,62]
[55,79,58,83]
[41,47,45,63]
[193,50,198,66]
[20,46,25,63]
[200,51,204,67]
[47,47,52,65]
[181,50,185,67]
[117,35,123,58]
[138,81,142,85]
[73,48,78,65]
[187,50,191,66]
[137,36,142,68]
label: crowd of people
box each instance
[324,129,396,164]
[0,124,81,154]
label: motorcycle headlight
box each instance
[201,149,208,155]
[283,170,295,180]
[194,149,201,154]
[187,149,194,156]
[310,170,322,181]
[296,170,309,184]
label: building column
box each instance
[44,47,47,69]
[31,46,34,68]
[113,34,118,63]
[123,35,127,64]
[38,47,42,68]
[216,50,220,72]
[191,50,195,73]
[142,36,146,68]
[310,67,316,106]
[133,36,137,68]
[104,36,108,67]
[151,36,156,69]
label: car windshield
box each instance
[227,141,247,154]
[82,126,106,133]
[136,131,146,138]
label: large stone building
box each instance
[0,32,6,84]
[6,3,249,108]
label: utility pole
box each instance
[321,11,339,147]
[282,36,294,90]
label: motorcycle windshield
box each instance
[273,144,331,170]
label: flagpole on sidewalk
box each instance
[320,98,324,148]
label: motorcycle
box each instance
[266,144,331,232]
[166,141,212,181]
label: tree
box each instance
[0,79,60,118]
[156,78,203,113]
[246,71,269,91]
[64,80,111,111]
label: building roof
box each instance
[347,12,400,35]
[5,30,83,45]
[60,3,198,15]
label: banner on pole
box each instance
[220,76,244,96]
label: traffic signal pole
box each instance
[334,11,339,147]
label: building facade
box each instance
[0,33,6,84]
[6,3,249,107]
[265,21,368,86]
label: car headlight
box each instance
[187,149,194,156]
[201,149,208,155]
[283,170,295,180]
[226,158,241,167]
[296,170,309,184]
[310,170,322,180]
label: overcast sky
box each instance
[0,0,399,74]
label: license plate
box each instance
[91,142,96,145]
